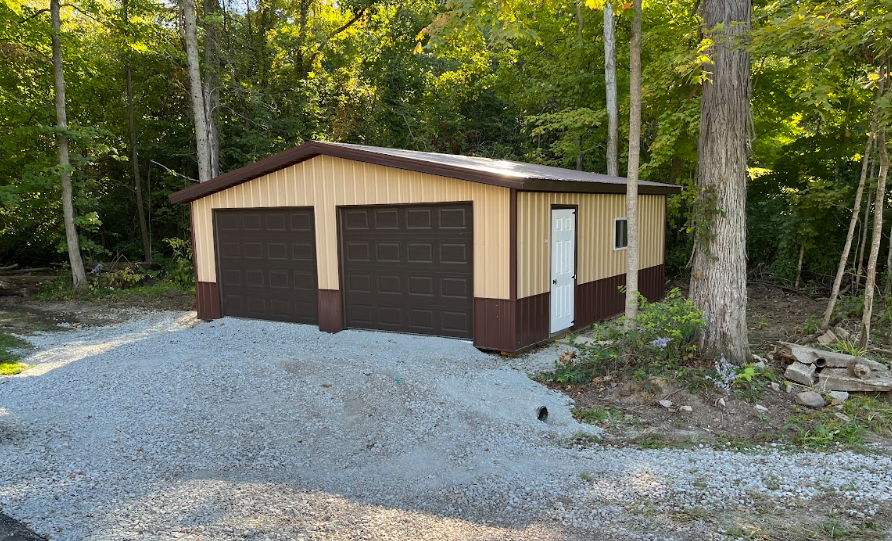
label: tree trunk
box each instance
[884,216,892,296]
[855,189,872,293]
[795,243,804,288]
[860,128,889,349]
[624,0,642,329]
[690,0,751,364]
[823,131,875,327]
[203,0,221,178]
[123,0,151,262]
[50,0,88,291]
[181,0,213,182]
[603,0,618,177]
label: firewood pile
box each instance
[772,341,892,393]
[0,264,57,296]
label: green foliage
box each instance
[539,289,706,387]
[164,238,194,288]
[832,339,867,357]
[802,316,821,334]
[0,333,32,375]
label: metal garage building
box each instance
[169,141,681,352]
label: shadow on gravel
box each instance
[0,513,44,541]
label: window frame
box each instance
[614,217,628,251]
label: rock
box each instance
[828,391,849,402]
[834,412,852,423]
[754,404,769,414]
[816,369,892,392]
[834,326,851,340]
[657,399,673,409]
[848,359,872,379]
[795,391,826,409]
[817,330,839,347]
[785,362,816,386]
[678,405,693,413]
[572,336,595,346]
[716,397,726,409]
[770,382,781,392]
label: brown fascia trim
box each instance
[169,141,682,204]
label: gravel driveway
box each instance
[1,311,891,540]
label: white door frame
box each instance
[550,206,576,333]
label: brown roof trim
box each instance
[169,141,682,204]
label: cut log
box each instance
[0,267,53,276]
[0,275,57,296]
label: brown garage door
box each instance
[214,208,318,324]
[339,203,473,338]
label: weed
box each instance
[802,315,821,334]
[756,315,769,329]
[578,471,593,482]
[0,333,32,376]
[785,411,866,448]
[833,338,867,357]
[572,406,623,426]
[818,520,850,539]
[844,395,892,438]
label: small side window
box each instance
[614,218,628,250]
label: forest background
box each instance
[0,0,887,304]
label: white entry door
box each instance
[550,208,576,333]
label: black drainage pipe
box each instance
[537,406,549,422]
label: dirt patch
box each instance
[546,283,892,450]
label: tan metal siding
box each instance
[192,155,511,299]
[517,192,666,299]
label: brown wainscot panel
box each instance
[473,298,515,351]
[196,281,222,321]
[515,292,550,351]
[574,264,666,330]
[318,289,344,333]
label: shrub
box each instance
[164,237,194,288]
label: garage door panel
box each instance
[340,204,472,338]
[215,208,318,324]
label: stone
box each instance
[817,330,838,347]
[833,326,851,340]
[795,391,826,409]
[754,404,769,414]
[678,405,693,413]
[828,391,849,402]
[785,362,816,386]
[816,369,892,392]
[770,382,781,392]
[657,400,673,409]
[572,336,595,346]
[834,412,852,423]
[716,397,726,409]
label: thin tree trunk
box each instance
[855,187,873,293]
[123,0,151,262]
[603,1,618,177]
[624,0,642,329]
[690,0,752,364]
[884,219,892,296]
[795,243,804,288]
[203,0,221,178]
[50,0,87,291]
[181,0,212,182]
[860,128,889,348]
[823,131,876,328]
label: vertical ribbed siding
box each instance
[192,155,511,299]
[516,192,666,299]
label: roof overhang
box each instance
[169,141,682,204]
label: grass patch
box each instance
[0,332,32,376]
[36,277,192,302]
[781,396,892,450]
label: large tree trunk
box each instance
[50,0,88,291]
[690,0,752,364]
[603,0,618,177]
[860,129,889,348]
[123,0,151,262]
[203,0,221,178]
[624,0,642,329]
[181,0,213,182]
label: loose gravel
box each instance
[1,311,891,540]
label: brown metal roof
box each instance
[168,141,683,204]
